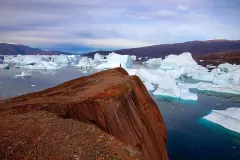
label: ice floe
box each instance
[203,107,240,133]
[76,57,95,68]
[197,82,240,95]
[153,74,181,98]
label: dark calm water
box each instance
[0,66,240,160]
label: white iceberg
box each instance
[143,58,162,68]
[124,68,138,76]
[0,64,9,69]
[94,53,107,63]
[14,71,32,77]
[203,107,240,133]
[218,63,240,73]
[95,53,133,69]
[130,55,137,61]
[135,68,166,84]
[143,82,155,91]
[76,57,95,68]
[162,52,197,67]
[153,74,181,98]
[178,83,198,101]
[52,55,69,66]
[197,82,240,95]
[22,61,60,70]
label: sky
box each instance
[1,0,240,53]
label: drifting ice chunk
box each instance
[203,107,240,133]
[197,82,240,95]
[135,68,165,84]
[76,57,95,68]
[153,74,180,98]
[218,63,240,73]
[143,58,162,68]
[0,64,9,69]
[22,61,60,70]
[213,68,240,85]
[143,82,155,91]
[15,71,32,77]
[178,83,198,100]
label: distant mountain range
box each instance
[0,43,72,55]
[1,40,240,61]
[84,40,240,58]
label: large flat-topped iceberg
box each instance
[153,74,180,98]
[197,82,240,95]
[107,53,133,68]
[203,108,240,133]
[163,52,197,67]
[95,53,133,69]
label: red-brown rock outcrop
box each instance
[0,68,168,160]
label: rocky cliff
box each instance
[0,68,168,160]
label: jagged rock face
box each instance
[0,68,168,160]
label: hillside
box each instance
[84,40,240,58]
[0,43,72,55]
[195,50,240,66]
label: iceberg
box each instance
[76,57,95,68]
[153,74,181,98]
[178,83,198,101]
[124,68,137,76]
[130,55,137,61]
[52,55,69,66]
[197,82,240,95]
[14,71,32,78]
[0,64,9,69]
[143,82,155,91]
[213,67,240,85]
[22,61,60,70]
[143,58,162,68]
[107,53,133,68]
[95,53,133,69]
[135,68,165,84]
[94,53,107,63]
[203,107,240,133]
[218,63,240,73]
[162,52,197,67]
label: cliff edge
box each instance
[0,68,168,160]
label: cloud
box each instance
[153,10,176,17]
[177,5,189,11]
[0,0,239,52]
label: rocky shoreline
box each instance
[0,68,168,160]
